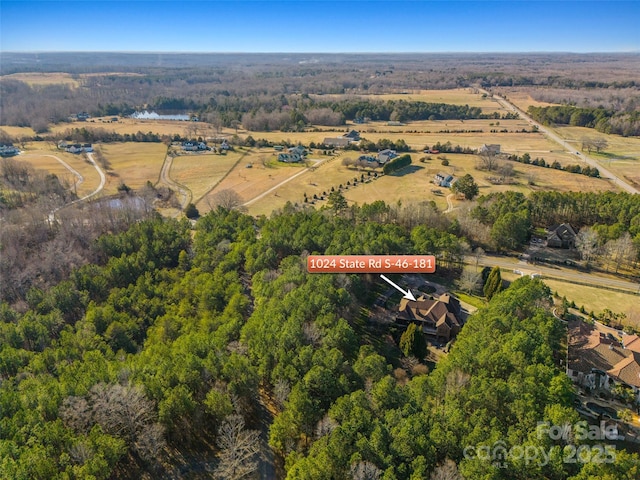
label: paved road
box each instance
[469,254,640,294]
[481,89,638,195]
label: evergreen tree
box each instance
[451,173,479,200]
[399,323,427,359]
[184,202,200,219]
[483,266,503,300]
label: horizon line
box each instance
[2,50,639,55]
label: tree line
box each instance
[528,105,640,137]
[2,198,640,478]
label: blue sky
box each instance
[1,1,638,53]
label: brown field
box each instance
[198,149,312,213]
[310,88,502,112]
[1,71,144,88]
[98,143,168,195]
[501,89,561,111]
[1,72,80,87]
[552,125,640,188]
[171,151,247,203]
[19,143,102,198]
[49,117,201,138]
[0,126,36,137]
[499,272,640,324]
[245,150,619,217]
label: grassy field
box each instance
[0,126,36,137]
[501,89,560,111]
[310,88,501,112]
[1,72,80,87]
[499,270,640,326]
[98,143,168,195]
[198,149,311,213]
[49,117,201,138]
[245,148,619,216]
[19,143,102,197]
[172,151,246,203]
[543,278,640,323]
[552,125,640,188]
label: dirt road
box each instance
[158,153,192,210]
[33,152,106,221]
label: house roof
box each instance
[323,137,350,147]
[607,351,640,388]
[566,321,640,389]
[344,130,360,139]
[547,223,576,240]
[398,294,461,329]
[568,321,628,374]
[623,335,640,353]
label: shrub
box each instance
[382,154,412,174]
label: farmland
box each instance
[171,150,247,204]
[18,143,102,198]
[245,150,619,216]
[552,125,640,188]
[97,142,167,195]
[2,85,635,218]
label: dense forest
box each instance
[1,53,638,133]
[527,105,640,137]
[2,202,640,479]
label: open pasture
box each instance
[245,148,619,217]
[197,149,311,213]
[554,125,640,188]
[243,154,390,216]
[500,88,561,111]
[171,151,246,203]
[49,117,199,138]
[97,143,167,195]
[0,126,36,138]
[19,143,102,198]
[310,88,501,111]
[1,72,80,87]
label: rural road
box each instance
[158,153,192,210]
[469,254,640,294]
[29,151,106,221]
[444,193,456,213]
[81,152,106,202]
[482,89,639,195]
[21,153,84,193]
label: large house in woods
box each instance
[397,293,462,342]
[567,320,640,402]
[547,223,577,248]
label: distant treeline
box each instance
[528,105,640,137]
[59,127,164,143]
